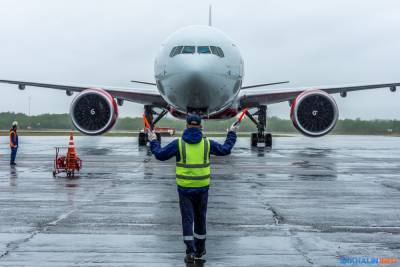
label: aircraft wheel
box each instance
[265,133,272,147]
[251,133,258,147]
[138,132,147,146]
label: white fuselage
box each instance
[154,26,244,115]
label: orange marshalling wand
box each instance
[143,114,152,130]
[234,108,248,126]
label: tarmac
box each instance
[0,135,399,267]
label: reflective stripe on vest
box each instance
[176,137,211,188]
[176,163,210,168]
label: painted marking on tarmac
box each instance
[0,209,76,260]
[47,209,76,226]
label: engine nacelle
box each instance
[70,89,118,135]
[290,90,339,137]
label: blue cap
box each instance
[186,114,202,126]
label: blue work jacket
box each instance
[150,127,237,192]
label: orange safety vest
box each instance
[9,129,17,148]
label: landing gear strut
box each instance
[138,105,167,146]
[245,105,272,147]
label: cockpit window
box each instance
[182,46,195,54]
[216,47,224,57]
[210,46,224,57]
[170,45,224,57]
[173,46,183,56]
[170,46,183,57]
[198,46,211,54]
[210,46,219,55]
[169,48,175,57]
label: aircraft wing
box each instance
[239,82,400,107]
[0,79,167,107]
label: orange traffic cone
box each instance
[66,131,77,169]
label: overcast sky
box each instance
[0,0,399,119]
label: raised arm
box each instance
[210,131,237,156]
[150,139,179,161]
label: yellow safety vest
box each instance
[176,137,211,188]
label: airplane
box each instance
[0,8,399,147]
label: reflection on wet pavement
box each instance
[9,167,17,187]
[0,135,399,266]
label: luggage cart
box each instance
[53,147,82,177]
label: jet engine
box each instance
[290,90,338,137]
[70,89,118,135]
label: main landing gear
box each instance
[245,105,272,147]
[138,105,167,146]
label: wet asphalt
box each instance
[0,135,399,267]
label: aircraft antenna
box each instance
[208,5,212,27]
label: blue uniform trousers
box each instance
[178,187,208,254]
[10,148,17,164]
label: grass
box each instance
[1,130,398,137]
[0,130,294,137]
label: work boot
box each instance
[10,162,16,166]
[184,253,194,263]
[195,249,206,260]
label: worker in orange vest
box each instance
[10,121,19,165]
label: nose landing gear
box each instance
[251,132,272,147]
[138,105,167,146]
[245,105,272,147]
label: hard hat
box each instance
[186,114,202,126]
[12,121,18,127]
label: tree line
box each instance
[0,112,399,135]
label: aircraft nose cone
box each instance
[160,56,234,113]
[181,72,211,112]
